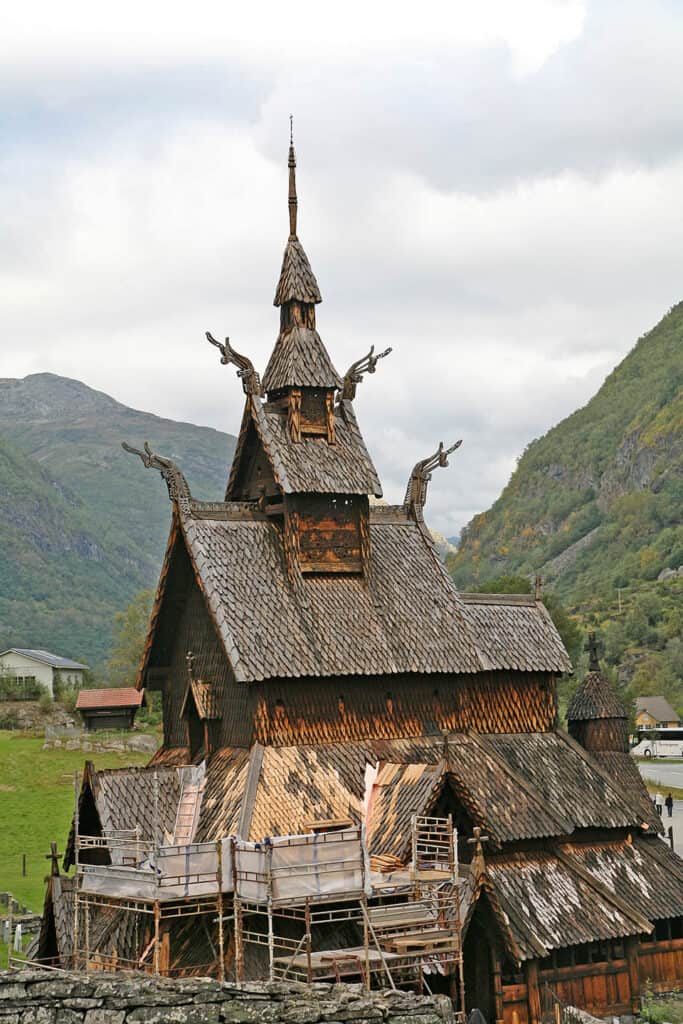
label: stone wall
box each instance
[0,971,455,1024]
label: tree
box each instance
[106,589,154,688]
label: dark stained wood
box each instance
[228,419,279,500]
[289,387,302,443]
[639,937,683,994]
[290,494,363,575]
[253,670,556,745]
[502,983,528,1024]
[492,940,504,1024]
[625,936,640,1012]
[525,960,541,1024]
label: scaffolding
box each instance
[73,834,230,978]
[67,772,462,1011]
[231,822,463,1006]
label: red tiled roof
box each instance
[75,687,145,710]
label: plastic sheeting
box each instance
[234,828,369,906]
[79,838,233,901]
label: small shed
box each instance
[75,688,146,731]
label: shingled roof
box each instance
[273,238,322,306]
[179,511,483,682]
[262,327,341,391]
[460,593,572,674]
[251,399,380,495]
[364,730,649,860]
[567,671,628,721]
[485,847,651,960]
[181,679,223,720]
[172,728,653,850]
[64,763,182,869]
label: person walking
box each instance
[655,792,664,815]
[665,793,674,818]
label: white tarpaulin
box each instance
[79,838,233,901]
[234,828,369,906]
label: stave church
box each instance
[38,135,683,1023]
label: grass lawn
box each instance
[644,780,683,801]
[0,731,149,913]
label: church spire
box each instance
[273,127,322,310]
[288,115,297,239]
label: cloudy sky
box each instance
[2,0,683,535]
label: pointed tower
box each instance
[567,632,629,753]
[224,129,383,576]
[264,127,341,441]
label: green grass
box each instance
[644,780,683,801]
[0,731,149,912]
[641,989,683,1023]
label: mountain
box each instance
[0,374,236,668]
[448,302,683,701]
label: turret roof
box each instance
[273,238,322,306]
[262,326,340,391]
[566,670,628,722]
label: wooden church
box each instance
[39,138,683,1020]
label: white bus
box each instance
[631,727,683,758]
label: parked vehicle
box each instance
[631,727,683,758]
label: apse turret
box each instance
[566,632,629,753]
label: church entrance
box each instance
[463,914,496,1024]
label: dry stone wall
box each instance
[0,971,454,1024]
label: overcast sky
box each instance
[2,0,683,535]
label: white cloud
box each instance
[1,0,682,534]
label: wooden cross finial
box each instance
[584,631,600,672]
[45,841,60,877]
[467,826,490,859]
[534,574,543,600]
[185,651,195,681]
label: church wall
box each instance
[252,670,557,744]
[569,717,629,753]
[500,929,683,1024]
[150,544,251,750]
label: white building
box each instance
[0,649,89,699]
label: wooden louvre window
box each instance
[294,495,364,575]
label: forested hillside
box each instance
[449,303,683,705]
[0,374,235,667]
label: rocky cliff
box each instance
[449,302,683,613]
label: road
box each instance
[637,760,683,852]
[638,760,683,788]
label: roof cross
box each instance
[467,826,490,860]
[584,631,601,672]
[45,841,61,878]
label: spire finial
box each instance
[288,116,297,239]
[585,631,600,672]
